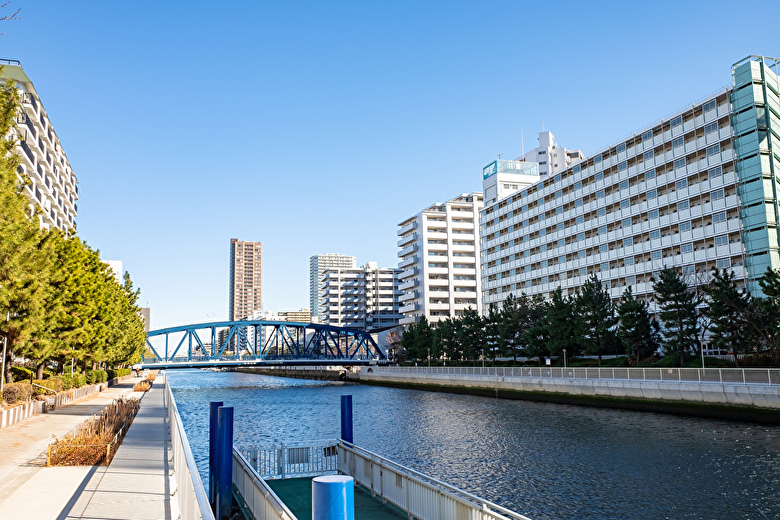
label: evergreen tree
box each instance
[498,293,531,362]
[617,287,656,365]
[706,269,752,365]
[435,317,460,361]
[547,287,580,360]
[524,296,550,364]
[756,267,780,353]
[457,307,483,361]
[484,303,501,361]
[576,274,617,364]
[653,267,698,366]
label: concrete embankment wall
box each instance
[236,366,348,381]
[356,370,780,424]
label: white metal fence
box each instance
[232,449,297,520]
[338,441,532,520]
[238,439,339,479]
[371,366,780,385]
[165,375,216,520]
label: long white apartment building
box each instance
[480,55,780,309]
[397,193,483,325]
[320,262,402,330]
[309,253,356,321]
[2,59,78,231]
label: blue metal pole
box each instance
[340,395,353,444]
[216,406,234,520]
[208,401,223,509]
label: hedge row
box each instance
[3,382,32,405]
[107,368,132,379]
[85,370,108,385]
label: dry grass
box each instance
[146,371,158,382]
[133,380,151,392]
[48,397,141,466]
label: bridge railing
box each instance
[369,366,780,386]
[145,354,384,364]
[164,375,216,520]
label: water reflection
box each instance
[169,370,780,520]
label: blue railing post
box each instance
[340,395,353,444]
[216,406,234,520]
[208,401,224,509]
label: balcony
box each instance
[397,220,418,236]
[398,255,418,269]
[399,267,419,280]
[399,303,420,314]
[398,243,419,258]
[399,278,419,291]
[397,232,417,247]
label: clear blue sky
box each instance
[3,1,778,329]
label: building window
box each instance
[594,154,602,163]
[622,218,632,228]
[707,144,721,156]
[601,262,610,271]
[620,199,630,209]
[599,226,607,235]
[681,243,693,253]
[574,181,582,190]
[651,250,662,260]
[709,166,723,178]
[677,200,689,211]
[672,137,684,148]
[715,235,728,246]
[671,115,683,127]
[705,122,718,134]
[717,258,731,269]
[642,130,653,142]
[679,221,691,232]
[703,99,717,112]
[645,169,656,180]
[649,209,659,219]
[618,161,628,171]
[623,237,633,247]
[559,255,566,264]
[676,179,688,190]
[625,257,635,265]
[578,250,586,259]
[674,158,687,169]
[714,211,727,223]
[599,244,608,253]
[643,150,654,161]
[712,188,725,199]
[617,142,627,153]
[597,208,607,216]
[596,190,605,198]
[595,172,604,181]
[619,180,629,190]
[576,215,585,223]
[647,189,657,198]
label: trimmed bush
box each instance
[73,373,87,388]
[85,370,99,385]
[10,366,33,382]
[107,368,132,380]
[3,382,32,404]
[56,375,74,390]
[32,378,63,396]
[98,370,108,383]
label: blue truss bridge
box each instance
[141,320,388,370]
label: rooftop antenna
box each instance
[521,131,525,158]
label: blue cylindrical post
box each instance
[340,395,353,444]
[216,406,234,520]
[312,475,355,520]
[209,401,223,509]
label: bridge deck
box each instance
[266,477,406,520]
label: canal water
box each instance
[169,370,780,519]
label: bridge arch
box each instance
[142,320,387,369]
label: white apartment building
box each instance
[309,253,356,320]
[480,55,780,309]
[397,193,484,325]
[518,131,583,180]
[321,262,402,330]
[2,59,79,231]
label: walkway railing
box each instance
[370,366,780,386]
[338,441,532,520]
[232,449,297,520]
[238,439,338,480]
[164,375,216,520]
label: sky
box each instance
[2,1,779,329]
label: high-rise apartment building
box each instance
[1,59,79,231]
[397,193,484,325]
[480,55,779,309]
[518,131,583,180]
[229,239,262,321]
[309,253,356,320]
[320,262,402,330]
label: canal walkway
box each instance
[0,376,174,519]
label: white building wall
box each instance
[321,262,402,330]
[480,90,742,312]
[397,193,484,325]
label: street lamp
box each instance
[563,348,567,369]
[0,332,7,394]
[427,348,430,368]
[481,348,485,368]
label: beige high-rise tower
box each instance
[229,239,262,321]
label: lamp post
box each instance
[563,348,567,369]
[427,348,430,368]
[1,332,7,394]
[481,348,485,368]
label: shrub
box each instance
[97,370,108,383]
[85,370,98,385]
[73,373,87,388]
[57,375,74,390]
[10,366,33,382]
[601,356,630,367]
[3,382,32,404]
[32,378,62,396]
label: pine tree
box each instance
[524,296,550,365]
[653,267,698,366]
[576,274,617,364]
[617,287,656,365]
[457,307,483,362]
[547,287,580,360]
[706,269,752,365]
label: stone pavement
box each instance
[0,377,145,518]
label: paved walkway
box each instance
[0,377,146,519]
[62,377,173,519]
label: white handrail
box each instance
[165,374,216,520]
[232,449,297,520]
